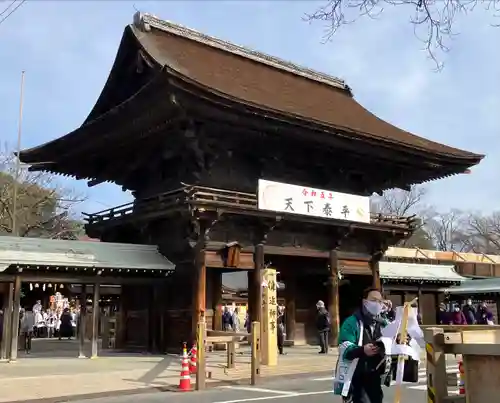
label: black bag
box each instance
[391,356,419,383]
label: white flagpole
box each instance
[11,70,25,237]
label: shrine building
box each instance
[17,12,483,350]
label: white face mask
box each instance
[363,300,384,316]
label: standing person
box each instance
[334,288,389,403]
[59,308,73,340]
[222,307,233,331]
[462,299,477,325]
[450,304,467,325]
[244,312,251,333]
[231,307,240,332]
[437,303,451,325]
[46,309,56,338]
[315,300,331,354]
[277,305,286,355]
[20,307,35,354]
[32,300,42,316]
[476,302,494,325]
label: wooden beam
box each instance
[0,283,13,361]
[91,283,100,359]
[9,275,21,362]
[328,250,340,345]
[192,237,207,337]
[78,289,87,358]
[253,243,264,324]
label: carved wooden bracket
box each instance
[370,238,390,262]
[188,210,221,246]
[330,225,355,250]
[252,216,283,245]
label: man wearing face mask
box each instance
[462,299,476,325]
[336,288,388,403]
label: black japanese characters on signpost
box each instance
[322,203,333,217]
[341,205,350,218]
[284,198,294,211]
[304,200,313,213]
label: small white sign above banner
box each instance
[257,179,370,224]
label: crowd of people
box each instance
[18,294,79,354]
[438,299,495,325]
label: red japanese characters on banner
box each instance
[302,189,334,200]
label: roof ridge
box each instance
[132,12,350,93]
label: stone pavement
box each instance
[0,339,338,402]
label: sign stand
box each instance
[261,268,278,366]
[393,297,418,403]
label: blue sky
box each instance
[1,0,498,217]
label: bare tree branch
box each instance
[467,212,500,253]
[424,208,469,251]
[370,185,434,248]
[304,0,500,70]
[0,144,86,239]
[371,185,426,216]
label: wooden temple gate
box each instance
[17,13,482,351]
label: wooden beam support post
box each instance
[328,250,340,346]
[370,240,388,291]
[284,273,296,344]
[190,213,219,342]
[9,275,22,362]
[78,288,87,358]
[193,233,207,339]
[0,283,13,362]
[91,283,100,359]
[253,243,264,325]
[212,271,223,331]
[370,257,381,290]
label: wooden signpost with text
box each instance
[261,268,278,366]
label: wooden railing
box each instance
[84,184,417,229]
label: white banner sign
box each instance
[257,179,370,223]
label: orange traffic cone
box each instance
[189,344,197,374]
[179,343,191,391]
[458,360,465,395]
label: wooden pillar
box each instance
[370,257,381,290]
[212,271,223,331]
[417,285,423,321]
[284,274,296,343]
[253,243,264,324]
[0,283,13,361]
[150,285,159,352]
[328,250,340,346]
[192,238,207,338]
[91,283,100,359]
[78,288,87,358]
[9,275,21,362]
[247,270,255,324]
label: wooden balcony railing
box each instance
[83,184,417,229]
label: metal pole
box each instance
[195,320,206,390]
[251,321,261,385]
[11,70,25,237]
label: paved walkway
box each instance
[0,339,337,402]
